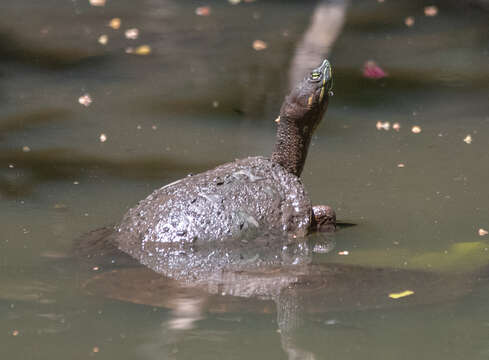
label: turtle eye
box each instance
[310,71,321,81]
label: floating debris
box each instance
[195,6,211,16]
[363,60,388,79]
[125,28,139,40]
[405,16,415,27]
[99,133,107,142]
[479,228,488,236]
[109,18,121,30]
[411,125,422,134]
[463,135,472,144]
[388,290,414,299]
[22,146,31,152]
[392,122,401,131]
[212,100,219,108]
[151,125,157,130]
[92,346,100,353]
[98,34,108,45]
[92,266,100,271]
[376,121,390,131]
[397,163,405,168]
[78,94,92,107]
[126,45,151,55]
[424,5,438,16]
[12,330,19,336]
[89,0,106,6]
[338,251,349,256]
[229,0,241,4]
[252,40,268,51]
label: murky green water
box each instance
[1,0,489,359]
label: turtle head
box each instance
[280,59,333,130]
[272,60,333,176]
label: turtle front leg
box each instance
[311,205,336,233]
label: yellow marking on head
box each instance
[319,62,331,102]
[308,95,313,106]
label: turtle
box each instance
[98,59,337,280]
[73,59,489,358]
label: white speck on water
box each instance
[78,94,92,107]
[99,133,107,142]
[405,16,415,27]
[125,28,139,40]
[98,34,108,45]
[411,125,422,134]
[424,5,438,16]
[376,121,390,131]
[89,0,105,6]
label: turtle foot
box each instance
[311,205,336,233]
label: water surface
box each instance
[1,0,489,359]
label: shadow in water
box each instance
[0,148,219,198]
[0,108,71,137]
[0,30,109,70]
[78,228,486,360]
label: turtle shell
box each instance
[115,156,313,278]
